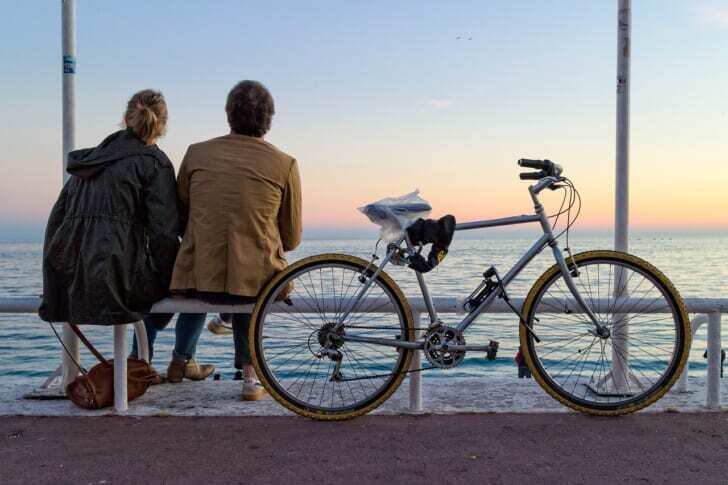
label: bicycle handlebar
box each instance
[518,159,548,170]
[517,158,563,178]
[519,171,544,180]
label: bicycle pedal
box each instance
[486,340,499,361]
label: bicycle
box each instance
[249,159,690,420]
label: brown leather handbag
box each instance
[64,324,157,410]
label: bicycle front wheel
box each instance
[520,250,690,415]
[250,254,415,420]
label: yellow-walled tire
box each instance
[519,250,690,416]
[249,254,415,421]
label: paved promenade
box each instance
[1,376,725,416]
[1,377,726,483]
[2,413,727,484]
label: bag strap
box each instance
[48,322,88,375]
[69,323,108,365]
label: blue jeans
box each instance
[132,313,251,367]
[232,314,252,369]
[211,313,251,368]
[131,313,206,363]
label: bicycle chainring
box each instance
[423,326,466,369]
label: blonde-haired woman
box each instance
[40,90,189,378]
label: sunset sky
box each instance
[1,1,727,240]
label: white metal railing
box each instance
[0,296,725,413]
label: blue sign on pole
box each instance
[63,55,76,74]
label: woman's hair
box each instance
[225,80,275,137]
[123,89,168,145]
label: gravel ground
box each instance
[1,413,727,484]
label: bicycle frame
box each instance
[338,177,602,350]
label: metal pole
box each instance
[609,0,632,393]
[60,0,80,390]
[62,0,76,177]
[615,0,630,253]
[409,313,423,412]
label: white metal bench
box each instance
[0,296,725,412]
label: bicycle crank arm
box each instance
[342,334,423,350]
[437,344,493,352]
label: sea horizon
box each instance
[2,232,725,386]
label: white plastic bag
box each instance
[358,190,432,242]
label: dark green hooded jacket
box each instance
[39,129,180,324]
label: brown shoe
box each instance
[148,365,166,385]
[184,357,215,381]
[166,357,215,383]
[166,357,186,384]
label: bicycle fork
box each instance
[534,196,606,335]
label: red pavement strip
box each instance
[1,413,727,484]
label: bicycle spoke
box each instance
[255,260,410,414]
[526,257,683,411]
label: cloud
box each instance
[427,98,453,110]
[697,3,728,26]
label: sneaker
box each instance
[240,365,266,401]
[207,316,233,335]
[241,382,266,401]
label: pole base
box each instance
[23,365,68,400]
[586,370,643,397]
[23,387,67,400]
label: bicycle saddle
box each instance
[360,202,433,224]
[406,215,457,273]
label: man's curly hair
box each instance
[225,80,275,137]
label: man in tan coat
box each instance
[169,80,302,400]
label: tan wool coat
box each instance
[170,134,302,297]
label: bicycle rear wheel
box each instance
[520,250,690,415]
[250,254,415,420]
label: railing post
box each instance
[706,312,722,409]
[113,324,128,413]
[676,314,708,393]
[409,313,422,413]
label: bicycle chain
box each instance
[329,325,434,382]
[336,363,437,382]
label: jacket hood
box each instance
[67,129,161,179]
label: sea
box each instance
[1,232,726,385]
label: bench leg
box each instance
[132,320,150,363]
[61,322,81,389]
[114,324,128,413]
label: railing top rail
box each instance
[1,296,726,315]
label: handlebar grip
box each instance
[519,171,544,180]
[518,159,547,170]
